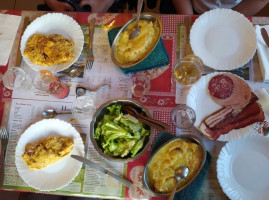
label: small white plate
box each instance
[15,119,85,191]
[190,9,256,70]
[217,133,269,200]
[186,72,255,141]
[20,13,84,73]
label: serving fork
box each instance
[0,126,9,187]
[86,19,95,70]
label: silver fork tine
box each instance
[0,126,9,188]
[85,20,94,70]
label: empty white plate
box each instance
[190,8,256,70]
[217,133,269,200]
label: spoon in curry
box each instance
[168,166,189,200]
[129,0,143,40]
[42,109,72,119]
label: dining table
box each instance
[0,9,269,200]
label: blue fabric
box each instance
[108,27,170,74]
[151,132,212,200]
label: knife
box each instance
[71,155,133,188]
[261,28,269,48]
[185,16,192,56]
[15,16,30,67]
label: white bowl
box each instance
[20,13,84,73]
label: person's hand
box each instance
[80,0,114,13]
[45,0,75,11]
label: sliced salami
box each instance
[208,74,234,99]
[207,73,251,109]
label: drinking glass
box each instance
[173,55,204,88]
[3,67,32,90]
[72,96,95,120]
[33,70,70,99]
[170,104,196,129]
[130,74,151,97]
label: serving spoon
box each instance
[42,109,72,119]
[129,0,143,40]
[168,166,189,200]
[58,68,82,79]
[121,105,170,132]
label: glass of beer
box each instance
[173,55,204,88]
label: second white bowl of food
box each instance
[20,13,84,73]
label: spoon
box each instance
[121,105,170,132]
[129,0,143,40]
[58,68,82,79]
[168,166,189,200]
[42,109,72,119]
[76,83,111,97]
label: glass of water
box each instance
[3,67,32,90]
[170,104,196,129]
[72,96,95,120]
[130,74,151,97]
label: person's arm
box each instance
[232,0,269,16]
[80,0,115,13]
[171,0,193,14]
[44,0,75,11]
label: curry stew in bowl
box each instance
[142,135,206,197]
[111,13,162,68]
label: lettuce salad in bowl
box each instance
[90,98,152,162]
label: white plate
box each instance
[186,72,255,141]
[217,133,269,200]
[190,8,256,70]
[20,13,84,73]
[15,119,85,191]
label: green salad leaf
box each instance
[94,104,150,158]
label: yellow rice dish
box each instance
[24,33,75,66]
[22,136,74,170]
[147,139,203,193]
[115,20,160,64]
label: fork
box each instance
[86,19,95,70]
[0,127,9,187]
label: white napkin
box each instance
[0,13,22,66]
[255,25,269,82]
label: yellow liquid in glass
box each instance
[174,62,201,85]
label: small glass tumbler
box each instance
[3,67,32,90]
[72,96,95,120]
[33,70,70,99]
[130,74,151,97]
[173,54,204,88]
[170,104,196,129]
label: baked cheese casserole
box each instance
[24,33,75,66]
[147,139,203,193]
[115,20,160,64]
[22,136,74,170]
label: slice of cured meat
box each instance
[199,100,265,141]
[208,73,251,109]
[208,74,234,99]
